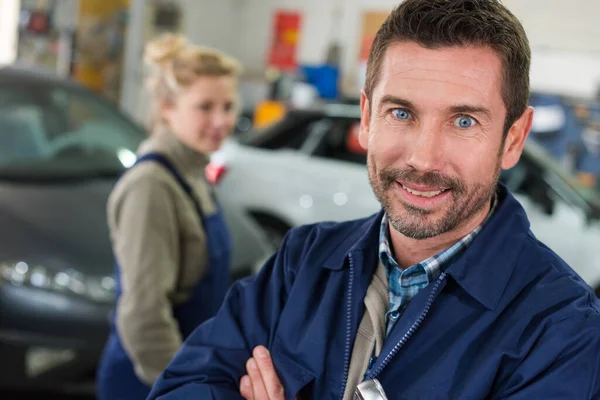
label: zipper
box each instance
[338,253,356,400]
[366,271,448,380]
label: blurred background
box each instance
[0,0,600,398]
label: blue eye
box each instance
[392,109,411,120]
[454,116,475,128]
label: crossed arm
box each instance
[239,346,298,400]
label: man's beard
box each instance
[368,154,500,240]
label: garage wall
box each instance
[503,0,600,98]
[179,0,395,87]
[530,49,600,99]
[232,0,340,72]
[177,0,600,98]
[180,0,241,58]
[502,0,600,53]
[122,1,600,120]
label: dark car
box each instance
[0,67,270,394]
[0,67,147,393]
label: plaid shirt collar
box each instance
[379,193,498,314]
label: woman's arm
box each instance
[110,176,183,385]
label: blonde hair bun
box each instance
[143,33,242,133]
[144,33,188,68]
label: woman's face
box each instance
[162,75,238,154]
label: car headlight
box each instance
[0,261,116,304]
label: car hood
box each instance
[0,178,115,277]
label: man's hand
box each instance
[240,346,299,400]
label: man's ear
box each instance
[501,106,534,170]
[359,90,371,150]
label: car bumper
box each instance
[0,284,111,391]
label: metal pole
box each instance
[0,0,21,66]
[120,0,147,121]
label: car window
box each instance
[239,114,319,150]
[501,140,600,220]
[0,80,146,178]
[280,120,316,150]
[311,118,366,164]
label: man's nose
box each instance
[405,125,445,172]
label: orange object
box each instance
[358,12,389,62]
[253,100,287,129]
[73,65,104,92]
[359,36,375,62]
[78,0,129,17]
[577,171,597,188]
[73,0,129,98]
[346,122,366,154]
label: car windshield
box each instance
[236,110,327,149]
[0,76,146,181]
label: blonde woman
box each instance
[96,33,242,399]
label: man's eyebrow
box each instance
[449,105,492,119]
[379,95,416,110]
[378,96,492,120]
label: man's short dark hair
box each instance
[365,0,531,136]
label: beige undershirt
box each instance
[343,260,389,400]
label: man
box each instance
[149,1,600,399]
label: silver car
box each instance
[212,103,600,294]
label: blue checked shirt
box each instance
[380,195,498,337]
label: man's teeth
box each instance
[402,185,445,198]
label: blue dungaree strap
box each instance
[97,152,230,400]
[135,153,212,224]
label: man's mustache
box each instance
[380,167,467,195]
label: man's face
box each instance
[360,42,531,240]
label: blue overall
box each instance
[96,153,232,400]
